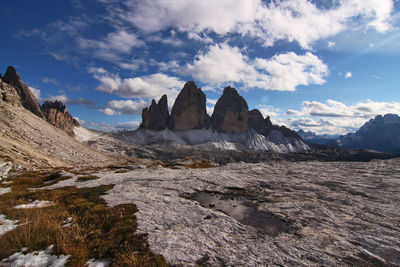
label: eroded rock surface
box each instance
[140,95,169,130]
[248,109,272,136]
[2,66,43,118]
[45,158,400,266]
[168,81,209,131]
[41,100,80,136]
[212,86,249,133]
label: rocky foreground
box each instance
[44,158,400,266]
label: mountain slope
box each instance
[338,114,400,153]
[107,128,309,153]
[0,79,114,172]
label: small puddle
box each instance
[191,191,289,236]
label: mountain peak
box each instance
[2,66,43,118]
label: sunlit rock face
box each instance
[41,100,80,136]
[141,95,169,131]
[212,86,249,134]
[2,66,43,118]
[168,81,210,131]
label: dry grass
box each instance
[0,170,167,266]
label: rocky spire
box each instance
[3,66,43,118]
[41,100,80,136]
[212,86,248,133]
[140,95,169,130]
[168,81,210,131]
[248,109,272,136]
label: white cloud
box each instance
[345,72,352,78]
[78,30,144,61]
[29,86,42,102]
[186,43,328,91]
[284,99,400,134]
[118,0,394,49]
[100,99,148,115]
[42,77,58,85]
[256,105,281,117]
[91,70,185,107]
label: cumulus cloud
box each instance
[90,70,185,107]
[256,105,281,117]
[29,86,42,102]
[186,43,328,91]
[284,99,400,134]
[117,0,394,49]
[345,72,352,78]
[100,99,148,115]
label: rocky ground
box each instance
[44,158,400,266]
[0,81,118,175]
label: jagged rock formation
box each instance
[338,114,400,153]
[136,82,307,152]
[272,125,300,138]
[1,80,21,106]
[140,95,169,130]
[168,81,210,131]
[248,109,272,136]
[2,66,43,118]
[212,86,249,133]
[41,100,80,136]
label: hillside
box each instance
[0,73,115,175]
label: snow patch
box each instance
[0,245,69,267]
[0,187,11,196]
[14,200,55,209]
[85,259,110,267]
[0,214,18,236]
[0,161,12,180]
[111,128,310,153]
[73,126,102,142]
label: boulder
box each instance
[212,86,248,133]
[248,109,272,136]
[2,66,43,118]
[140,95,169,130]
[41,100,80,136]
[169,81,210,131]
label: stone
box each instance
[248,109,272,136]
[2,66,43,118]
[140,95,169,130]
[272,125,300,138]
[168,81,210,131]
[212,86,248,133]
[41,100,80,136]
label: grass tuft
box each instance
[0,169,167,266]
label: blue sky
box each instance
[1,0,400,134]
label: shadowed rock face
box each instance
[248,109,272,136]
[41,100,80,136]
[2,66,43,118]
[168,81,210,131]
[141,95,169,130]
[212,86,248,133]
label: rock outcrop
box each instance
[41,100,80,136]
[212,86,248,133]
[168,81,210,131]
[248,109,272,136]
[140,95,169,130]
[2,66,43,118]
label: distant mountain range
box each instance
[298,114,400,154]
[338,114,400,154]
